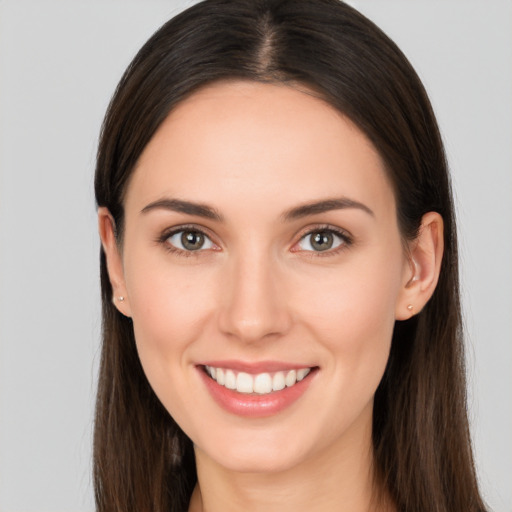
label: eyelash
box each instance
[293,224,353,258]
[157,224,353,258]
[157,224,218,258]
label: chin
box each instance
[205,443,309,474]
[192,419,328,476]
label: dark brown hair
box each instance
[94,1,487,510]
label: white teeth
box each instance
[225,369,236,390]
[272,372,286,391]
[285,370,297,387]
[216,367,225,385]
[254,373,272,394]
[297,368,310,381]
[236,372,254,394]
[205,365,312,395]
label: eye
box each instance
[296,228,349,253]
[166,229,215,252]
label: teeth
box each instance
[236,372,253,393]
[254,373,272,394]
[272,372,285,391]
[297,368,309,381]
[225,369,236,390]
[205,366,311,395]
[285,370,297,387]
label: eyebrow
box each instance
[140,196,374,222]
[281,197,374,221]
[141,198,224,221]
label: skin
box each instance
[99,80,443,512]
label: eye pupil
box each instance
[311,231,333,251]
[181,231,204,250]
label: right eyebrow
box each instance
[140,198,224,222]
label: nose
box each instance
[217,251,292,343]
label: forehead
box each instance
[126,80,395,219]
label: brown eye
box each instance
[181,231,205,250]
[166,230,214,252]
[297,229,348,253]
[310,231,334,251]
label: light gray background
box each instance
[0,1,510,511]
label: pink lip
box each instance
[197,363,317,418]
[198,360,312,374]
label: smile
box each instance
[198,362,317,417]
[204,365,311,395]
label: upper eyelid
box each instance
[160,223,215,239]
[294,224,352,242]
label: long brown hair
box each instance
[94,1,488,510]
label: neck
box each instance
[188,404,395,512]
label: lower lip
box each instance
[198,367,316,418]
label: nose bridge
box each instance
[218,242,291,342]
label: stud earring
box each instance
[407,304,413,311]
[118,296,125,302]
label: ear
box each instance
[98,207,132,317]
[395,212,444,320]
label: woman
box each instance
[94,0,488,510]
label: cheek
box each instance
[302,247,401,328]
[124,255,220,424]
[124,250,218,371]
[297,249,403,382]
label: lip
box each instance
[197,361,317,418]
[198,360,313,374]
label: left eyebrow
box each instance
[281,197,374,221]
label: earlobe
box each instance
[395,212,444,320]
[98,207,132,317]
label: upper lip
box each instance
[198,360,315,374]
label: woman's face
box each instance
[111,81,413,473]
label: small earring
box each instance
[407,304,413,311]
[118,296,125,302]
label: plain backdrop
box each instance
[0,1,511,511]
